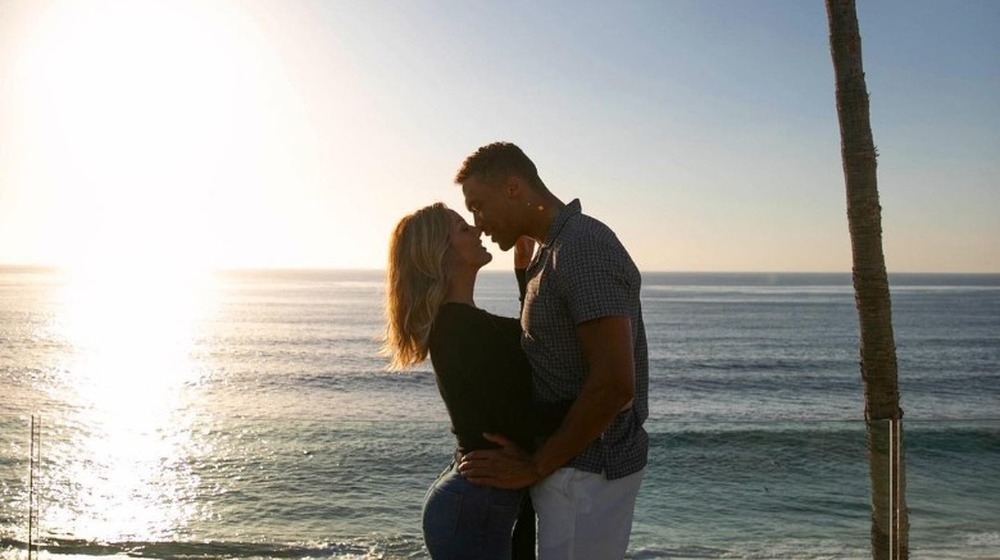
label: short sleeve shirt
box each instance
[521,199,649,478]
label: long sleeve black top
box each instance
[428,303,536,453]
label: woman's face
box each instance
[445,209,492,271]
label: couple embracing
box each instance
[383,142,649,560]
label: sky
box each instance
[0,0,997,274]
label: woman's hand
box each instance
[513,236,536,270]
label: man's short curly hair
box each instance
[454,142,547,192]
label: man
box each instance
[455,142,649,559]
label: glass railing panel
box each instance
[1,414,37,558]
[632,419,872,559]
[2,416,998,559]
[899,418,1000,559]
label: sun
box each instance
[9,0,330,273]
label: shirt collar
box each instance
[541,198,582,248]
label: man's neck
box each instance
[525,195,565,243]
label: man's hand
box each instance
[457,433,541,489]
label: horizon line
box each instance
[2,262,999,276]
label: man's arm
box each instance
[458,315,635,488]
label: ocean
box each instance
[1,267,998,559]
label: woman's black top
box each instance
[428,303,536,454]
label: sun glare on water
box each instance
[40,251,219,541]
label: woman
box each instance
[383,202,536,560]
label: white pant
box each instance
[529,467,644,560]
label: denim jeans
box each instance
[422,460,527,560]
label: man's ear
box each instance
[505,175,522,199]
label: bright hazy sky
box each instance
[1,0,997,273]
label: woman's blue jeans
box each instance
[422,460,527,560]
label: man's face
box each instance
[461,174,518,251]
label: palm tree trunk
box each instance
[825,1,909,558]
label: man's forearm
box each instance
[530,315,636,479]
[529,367,634,479]
[459,315,635,489]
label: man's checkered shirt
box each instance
[521,199,649,479]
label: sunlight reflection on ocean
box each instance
[2,267,443,555]
[2,268,999,559]
[32,267,215,543]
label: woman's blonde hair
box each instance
[382,203,452,370]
